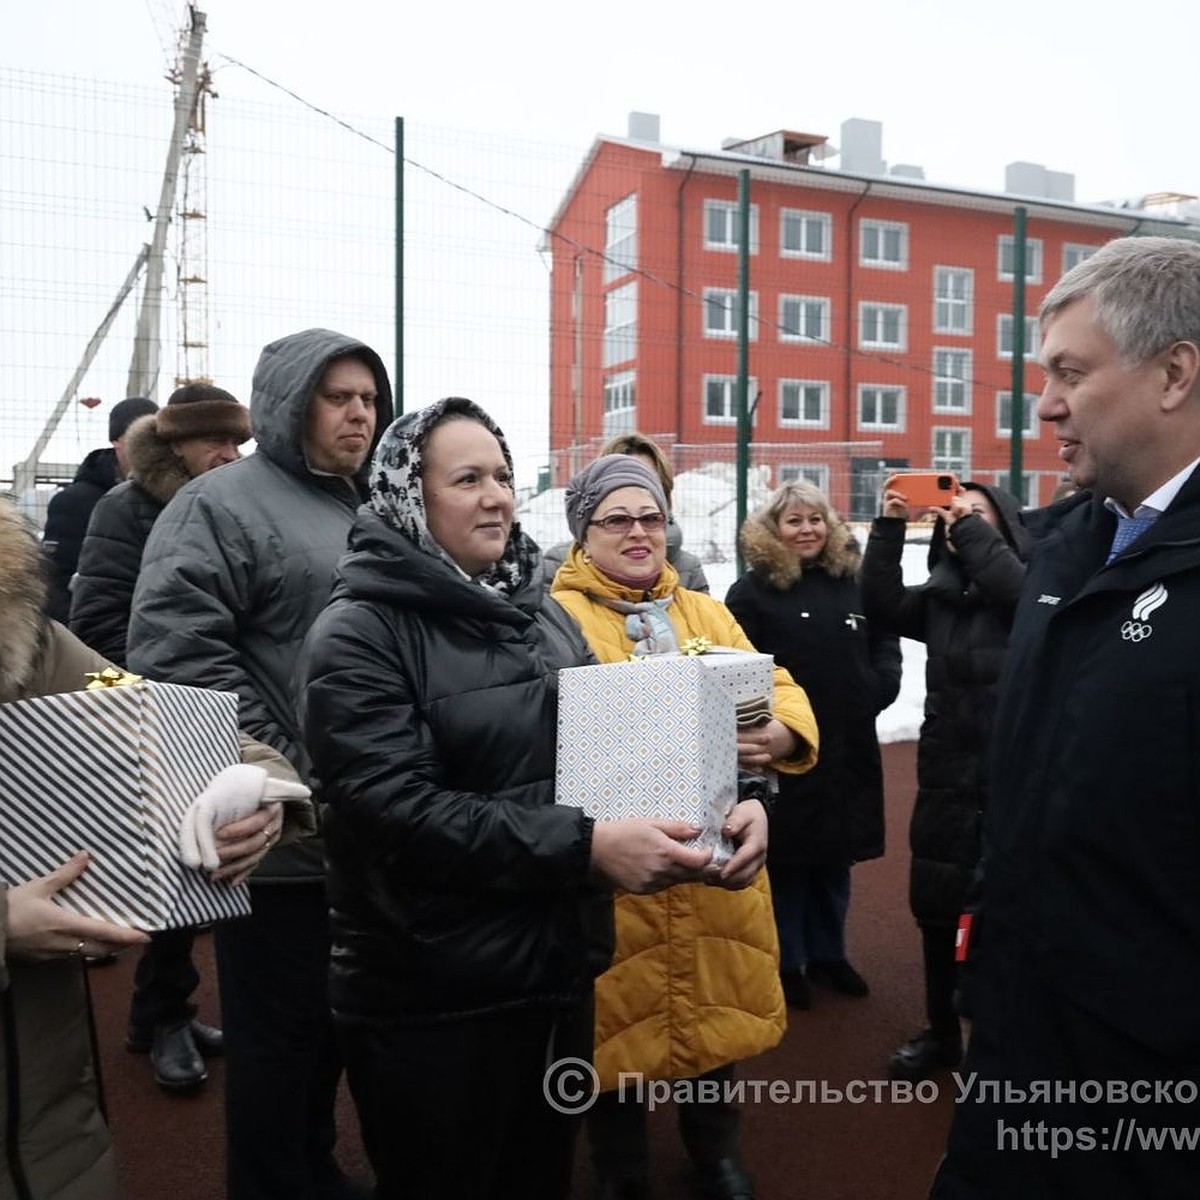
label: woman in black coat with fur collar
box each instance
[727,483,901,1012]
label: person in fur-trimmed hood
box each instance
[68,383,252,1093]
[861,478,1029,1083]
[70,383,251,666]
[727,482,901,1014]
[0,496,309,1199]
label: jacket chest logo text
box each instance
[1121,582,1168,643]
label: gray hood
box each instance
[250,328,394,481]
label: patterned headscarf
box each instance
[368,397,536,597]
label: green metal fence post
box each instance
[1009,205,1027,499]
[736,169,751,575]
[394,116,404,416]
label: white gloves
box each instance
[179,763,311,871]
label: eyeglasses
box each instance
[588,511,667,534]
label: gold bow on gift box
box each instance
[681,636,712,656]
[84,668,145,690]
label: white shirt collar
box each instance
[1103,455,1200,520]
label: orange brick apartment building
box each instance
[546,117,1194,517]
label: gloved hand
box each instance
[179,763,310,872]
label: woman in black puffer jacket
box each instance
[862,480,1029,1081]
[300,398,712,1200]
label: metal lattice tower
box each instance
[175,53,216,385]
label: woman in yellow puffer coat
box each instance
[551,455,819,1200]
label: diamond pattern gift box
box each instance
[555,650,775,862]
[0,681,251,929]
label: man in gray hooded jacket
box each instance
[129,329,393,1200]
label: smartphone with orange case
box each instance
[883,471,962,509]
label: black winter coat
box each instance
[69,415,194,666]
[68,481,161,664]
[300,510,612,1024]
[40,447,120,622]
[861,482,1029,926]
[727,563,900,867]
[938,479,1200,1198]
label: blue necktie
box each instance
[1106,513,1157,564]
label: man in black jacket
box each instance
[931,236,1200,1198]
[71,383,250,1092]
[41,396,157,620]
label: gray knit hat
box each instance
[564,454,669,543]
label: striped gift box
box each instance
[0,681,251,929]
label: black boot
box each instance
[695,1156,756,1200]
[806,958,869,996]
[146,1020,207,1091]
[780,970,811,1010]
[887,1026,963,1081]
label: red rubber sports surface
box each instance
[89,740,952,1199]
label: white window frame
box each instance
[778,294,829,344]
[702,374,758,426]
[997,313,1041,359]
[780,208,832,261]
[932,348,972,415]
[858,384,906,432]
[996,390,1040,439]
[778,379,830,429]
[932,427,971,475]
[998,235,1044,283]
[933,266,973,335]
[704,199,760,254]
[603,194,637,284]
[859,302,907,350]
[1062,243,1097,274]
[602,371,637,437]
[603,281,638,368]
[859,219,909,270]
[778,463,831,493]
[703,287,759,339]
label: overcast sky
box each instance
[16,0,1197,204]
[5,0,1198,490]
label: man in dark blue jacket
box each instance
[931,236,1200,1198]
[41,396,157,620]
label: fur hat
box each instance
[563,455,669,543]
[156,384,252,444]
[108,396,158,441]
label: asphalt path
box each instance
[89,739,954,1199]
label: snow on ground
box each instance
[517,468,929,745]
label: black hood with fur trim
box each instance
[121,413,194,506]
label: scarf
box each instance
[588,593,679,657]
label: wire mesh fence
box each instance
[3,62,1190,549]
